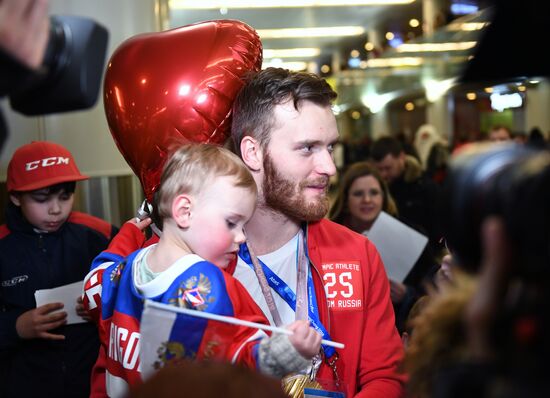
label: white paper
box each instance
[34,280,86,324]
[364,211,428,283]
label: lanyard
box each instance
[238,231,335,357]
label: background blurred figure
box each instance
[370,136,440,251]
[487,124,512,142]
[329,162,397,233]
[395,130,420,163]
[329,161,438,333]
[526,126,548,150]
[129,360,288,398]
[405,143,550,398]
[413,124,450,185]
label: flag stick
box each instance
[144,300,345,349]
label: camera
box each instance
[8,15,108,115]
[439,142,550,279]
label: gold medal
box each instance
[282,374,323,398]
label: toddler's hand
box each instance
[286,320,322,359]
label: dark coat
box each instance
[0,203,117,398]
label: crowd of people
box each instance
[2,67,549,398]
[2,1,550,397]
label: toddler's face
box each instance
[10,188,74,232]
[186,176,256,268]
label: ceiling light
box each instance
[385,32,395,40]
[424,78,456,102]
[169,0,415,9]
[396,41,477,52]
[447,22,488,31]
[405,102,414,111]
[258,26,365,38]
[365,57,423,67]
[263,60,308,71]
[466,92,476,100]
[409,18,420,28]
[364,42,374,51]
[264,48,321,58]
[361,92,397,113]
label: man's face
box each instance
[374,153,405,184]
[260,100,339,222]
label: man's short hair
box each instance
[231,67,337,156]
[370,136,404,162]
[154,143,257,223]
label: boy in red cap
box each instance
[0,141,119,398]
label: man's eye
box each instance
[301,145,314,153]
[327,144,335,153]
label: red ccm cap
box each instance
[7,141,89,192]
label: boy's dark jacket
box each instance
[0,203,118,398]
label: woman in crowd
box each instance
[329,162,437,333]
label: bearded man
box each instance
[230,67,405,398]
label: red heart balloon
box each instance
[104,20,262,202]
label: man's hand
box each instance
[15,302,67,340]
[0,0,49,69]
[286,320,322,359]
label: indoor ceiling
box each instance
[168,0,423,71]
[166,0,550,110]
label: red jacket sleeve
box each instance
[105,222,149,258]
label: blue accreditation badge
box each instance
[304,388,345,398]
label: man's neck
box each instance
[245,206,301,256]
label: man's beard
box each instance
[262,153,329,222]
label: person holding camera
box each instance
[0,141,119,398]
[404,143,550,398]
[0,0,50,150]
[0,0,50,91]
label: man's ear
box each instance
[172,194,193,229]
[240,136,263,172]
[9,193,21,207]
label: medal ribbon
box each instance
[238,233,335,357]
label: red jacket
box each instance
[229,219,406,397]
[303,219,406,397]
[95,220,406,398]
